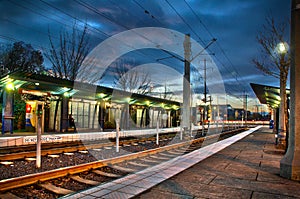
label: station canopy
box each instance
[250,83,290,109]
[0,71,180,109]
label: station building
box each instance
[0,71,181,134]
[1,71,260,135]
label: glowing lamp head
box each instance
[64,92,70,97]
[6,82,14,91]
[276,42,289,54]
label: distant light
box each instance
[35,82,40,86]
[172,105,179,110]
[6,82,14,90]
[64,92,70,97]
[15,83,22,89]
[98,93,106,98]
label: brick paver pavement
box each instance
[135,127,300,199]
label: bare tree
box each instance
[45,23,90,81]
[252,15,290,146]
[111,58,153,129]
[113,58,152,94]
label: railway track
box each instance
[0,125,242,161]
[0,133,178,161]
[0,127,247,199]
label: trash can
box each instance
[269,120,274,129]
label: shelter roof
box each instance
[250,83,290,109]
[0,71,180,109]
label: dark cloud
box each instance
[0,0,291,100]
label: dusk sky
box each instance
[0,0,291,109]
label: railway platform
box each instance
[0,127,182,147]
[61,126,300,199]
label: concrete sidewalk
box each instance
[135,127,300,199]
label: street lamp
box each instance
[276,41,289,149]
[276,42,289,54]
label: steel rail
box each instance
[0,135,167,161]
[0,128,246,192]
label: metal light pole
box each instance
[278,46,288,148]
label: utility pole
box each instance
[243,93,248,126]
[157,36,216,132]
[201,58,213,123]
[203,59,207,123]
[204,59,207,103]
[217,95,220,127]
[209,96,212,123]
[182,34,191,131]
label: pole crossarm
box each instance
[190,38,217,62]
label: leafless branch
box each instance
[45,22,90,81]
[113,58,152,94]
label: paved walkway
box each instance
[136,127,300,199]
[62,126,300,199]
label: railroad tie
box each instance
[0,192,22,199]
[127,161,150,167]
[39,183,74,195]
[175,148,187,152]
[168,150,184,155]
[141,158,161,163]
[109,164,137,173]
[93,170,122,178]
[150,155,169,160]
[160,153,176,158]
[186,147,197,151]
[70,175,99,185]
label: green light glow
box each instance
[6,82,14,90]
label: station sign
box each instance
[24,135,62,143]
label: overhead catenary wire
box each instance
[4,0,100,50]
[164,0,207,47]
[109,0,247,102]
[6,0,169,69]
[182,0,251,97]
[72,0,196,68]
[12,1,188,93]
[1,0,252,104]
